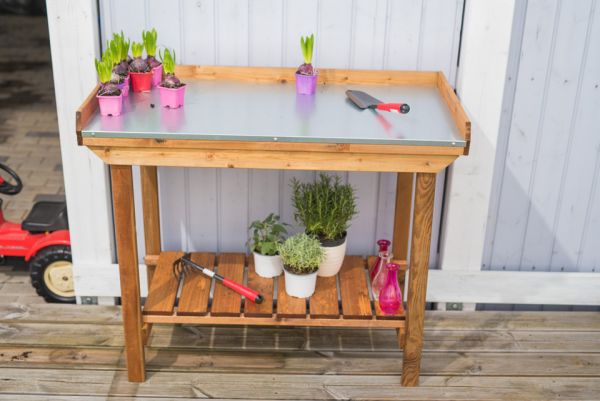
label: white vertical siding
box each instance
[484,0,600,282]
[98,0,464,261]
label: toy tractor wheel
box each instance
[30,245,75,303]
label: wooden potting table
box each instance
[76,66,470,386]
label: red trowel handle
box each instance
[221,277,264,304]
[376,103,410,114]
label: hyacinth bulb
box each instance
[161,74,182,89]
[129,57,150,73]
[98,82,121,97]
[146,55,162,69]
[113,62,128,77]
[297,63,314,76]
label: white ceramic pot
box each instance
[317,237,347,277]
[283,268,318,298]
[253,252,283,278]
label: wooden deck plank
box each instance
[2,303,598,332]
[2,322,600,352]
[2,346,599,377]
[309,276,340,319]
[244,256,275,318]
[0,369,599,400]
[177,252,215,316]
[210,253,245,317]
[339,256,372,319]
[143,251,183,316]
[276,273,307,318]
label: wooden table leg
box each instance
[401,172,436,387]
[111,165,145,382]
[140,166,161,345]
[393,173,414,292]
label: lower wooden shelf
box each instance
[143,252,406,329]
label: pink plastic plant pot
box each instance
[159,84,186,109]
[130,71,153,92]
[96,93,123,117]
[152,65,163,87]
[117,80,129,97]
[295,72,318,95]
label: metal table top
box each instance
[82,80,465,147]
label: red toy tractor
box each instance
[0,162,74,303]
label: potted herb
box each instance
[129,41,152,92]
[143,28,162,87]
[296,34,317,95]
[108,37,129,97]
[278,233,324,298]
[292,173,357,277]
[95,56,122,117]
[247,213,288,278]
[158,48,186,108]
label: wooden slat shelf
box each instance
[143,252,407,329]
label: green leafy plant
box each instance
[159,48,184,88]
[277,233,324,275]
[297,34,315,76]
[291,173,357,241]
[94,56,120,96]
[130,41,150,72]
[247,213,289,256]
[142,28,161,68]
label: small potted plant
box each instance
[158,48,186,108]
[292,173,357,277]
[143,28,162,87]
[108,37,129,97]
[116,32,131,92]
[296,34,317,95]
[247,213,288,278]
[95,57,122,116]
[278,233,324,298]
[129,41,152,92]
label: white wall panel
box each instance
[483,0,600,291]
[99,0,464,262]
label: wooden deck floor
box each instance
[1,273,599,400]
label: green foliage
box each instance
[292,173,357,241]
[108,38,122,66]
[94,57,113,84]
[300,34,314,64]
[142,28,158,57]
[247,213,289,256]
[115,31,130,61]
[277,233,324,274]
[159,48,177,75]
[131,41,144,58]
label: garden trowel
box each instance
[346,90,410,114]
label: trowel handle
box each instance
[376,103,410,114]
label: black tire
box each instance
[30,245,75,303]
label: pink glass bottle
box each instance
[370,239,391,281]
[371,252,392,300]
[378,263,403,315]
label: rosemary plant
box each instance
[291,173,357,241]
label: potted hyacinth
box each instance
[247,213,288,278]
[296,34,317,95]
[108,36,129,97]
[95,57,122,116]
[143,28,162,87]
[158,48,186,108]
[113,32,130,95]
[278,233,324,298]
[292,173,357,277]
[129,41,152,92]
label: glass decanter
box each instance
[378,262,403,315]
[371,251,392,300]
[369,239,391,281]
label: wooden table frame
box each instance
[77,66,470,386]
